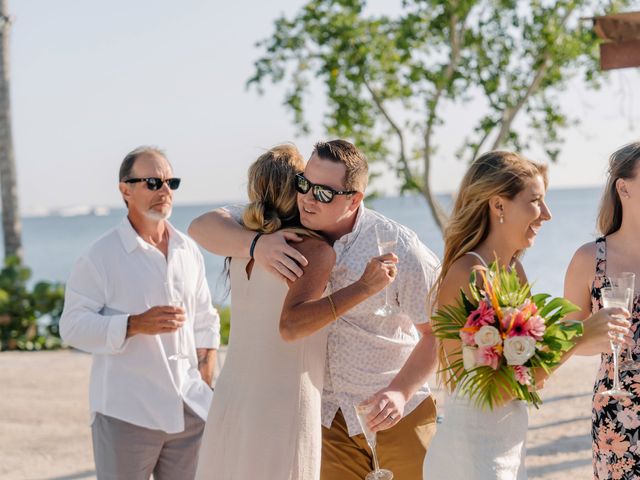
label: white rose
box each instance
[462,346,477,371]
[474,325,502,348]
[503,336,537,366]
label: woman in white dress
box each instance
[194,145,396,480]
[423,151,631,480]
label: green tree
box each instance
[0,0,21,258]
[248,0,633,230]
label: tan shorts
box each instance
[321,396,437,480]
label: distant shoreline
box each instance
[23,185,604,219]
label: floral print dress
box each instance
[591,237,640,479]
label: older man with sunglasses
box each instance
[190,139,439,480]
[60,146,220,480]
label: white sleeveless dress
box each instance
[195,259,328,480]
[422,252,529,480]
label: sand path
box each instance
[0,349,602,480]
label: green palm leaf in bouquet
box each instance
[432,261,582,409]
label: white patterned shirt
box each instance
[321,206,439,436]
[223,204,439,437]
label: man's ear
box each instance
[348,191,365,212]
[616,178,630,199]
[119,182,131,204]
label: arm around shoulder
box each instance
[188,207,252,257]
[279,237,336,341]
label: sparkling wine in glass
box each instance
[374,223,398,317]
[600,285,632,398]
[354,404,393,480]
[165,281,189,361]
[613,273,640,372]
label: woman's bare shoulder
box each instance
[441,255,481,290]
[568,241,598,270]
[296,235,335,263]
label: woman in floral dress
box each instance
[565,142,640,479]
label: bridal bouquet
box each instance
[432,262,583,409]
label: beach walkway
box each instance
[0,349,600,480]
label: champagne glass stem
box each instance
[384,286,390,310]
[612,343,622,391]
[177,324,184,356]
[371,444,381,473]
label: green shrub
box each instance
[217,305,230,345]
[0,256,65,351]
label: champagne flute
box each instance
[600,285,632,398]
[165,281,189,361]
[614,272,639,371]
[354,403,393,480]
[374,223,398,317]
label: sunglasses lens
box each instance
[167,178,181,190]
[314,186,334,203]
[145,178,162,190]
[295,175,310,193]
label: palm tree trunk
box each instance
[0,0,21,260]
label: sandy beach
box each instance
[0,349,601,480]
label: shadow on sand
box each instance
[43,470,96,480]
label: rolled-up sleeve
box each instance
[59,255,129,354]
[397,235,441,325]
[192,250,220,349]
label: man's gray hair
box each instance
[119,146,167,182]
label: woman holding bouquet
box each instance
[564,142,640,479]
[423,150,630,480]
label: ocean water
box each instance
[19,187,602,303]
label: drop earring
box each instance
[499,213,504,224]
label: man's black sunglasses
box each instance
[123,177,181,191]
[295,173,357,203]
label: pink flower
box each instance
[617,409,640,430]
[526,315,546,340]
[513,365,531,385]
[477,345,501,370]
[465,301,495,328]
[502,310,545,340]
[460,328,477,346]
[597,426,631,457]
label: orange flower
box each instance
[475,267,503,321]
[597,427,631,457]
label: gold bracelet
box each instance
[327,294,338,321]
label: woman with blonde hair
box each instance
[195,144,396,480]
[564,142,640,479]
[423,151,629,480]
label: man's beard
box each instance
[144,207,172,221]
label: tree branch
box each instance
[422,11,469,229]
[491,5,576,149]
[363,77,414,186]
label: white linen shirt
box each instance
[322,207,440,436]
[60,218,220,434]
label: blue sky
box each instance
[11,0,640,214]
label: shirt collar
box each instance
[117,217,186,254]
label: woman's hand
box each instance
[579,307,632,354]
[357,253,399,296]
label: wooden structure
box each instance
[593,11,640,70]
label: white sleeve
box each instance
[221,204,246,224]
[192,250,221,349]
[59,255,129,354]
[397,235,441,325]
